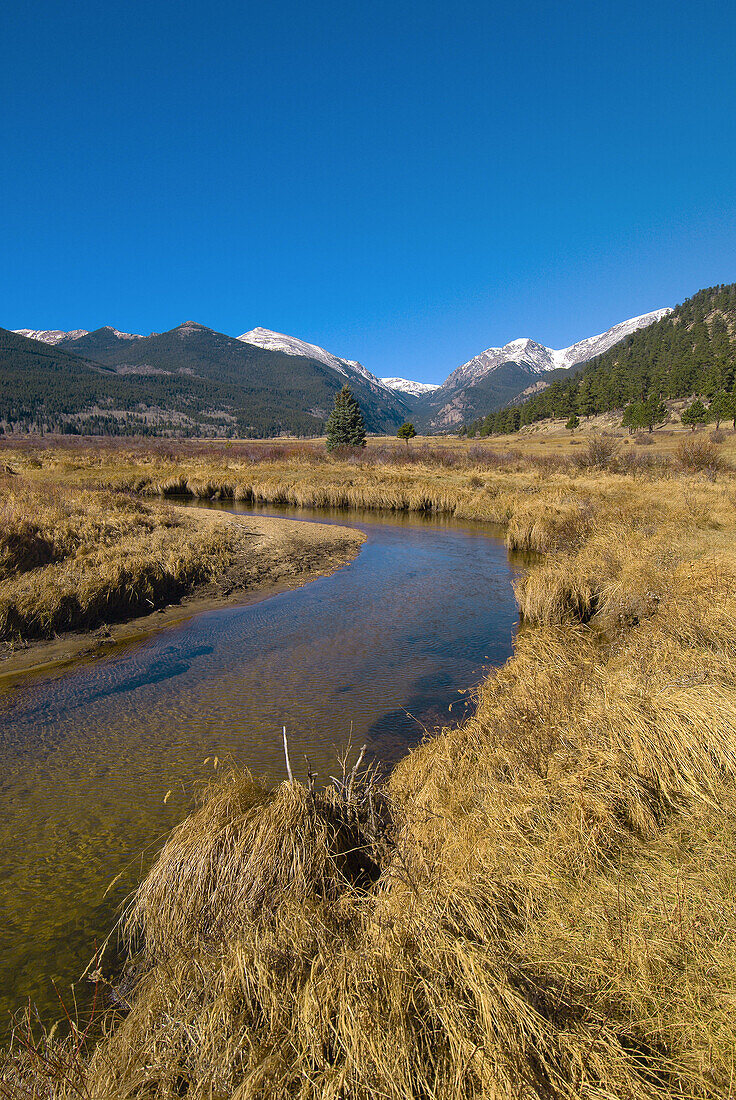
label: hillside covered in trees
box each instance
[463,284,736,435]
[0,325,409,438]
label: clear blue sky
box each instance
[2,0,735,382]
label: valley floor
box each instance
[1,434,736,1098]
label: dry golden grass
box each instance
[126,770,386,962]
[1,437,736,1098]
[0,477,237,642]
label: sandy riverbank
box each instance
[0,508,364,684]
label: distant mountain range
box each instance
[2,307,671,436]
[1,324,409,437]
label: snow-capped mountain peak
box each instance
[237,327,397,396]
[447,339,554,391]
[504,338,542,356]
[13,328,89,344]
[238,327,348,370]
[381,377,440,397]
[444,308,672,393]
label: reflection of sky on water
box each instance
[0,507,520,1023]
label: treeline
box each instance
[461,284,736,436]
[0,416,227,438]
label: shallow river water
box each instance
[0,504,522,1025]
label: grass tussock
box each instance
[675,435,725,475]
[2,438,736,1098]
[127,769,388,962]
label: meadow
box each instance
[1,428,735,1098]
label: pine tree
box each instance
[325,385,367,451]
[397,422,416,443]
[708,391,733,430]
[576,379,594,418]
[622,401,645,433]
[642,393,668,432]
[681,399,708,431]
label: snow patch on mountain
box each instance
[238,327,345,367]
[13,329,89,344]
[100,327,144,341]
[381,377,440,397]
[13,326,150,344]
[551,309,673,370]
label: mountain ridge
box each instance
[1,323,410,437]
[6,306,680,436]
[417,309,672,429]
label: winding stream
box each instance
[0,505,522,1024]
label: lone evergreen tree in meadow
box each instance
[325,385,367,450]
[397,421,416,443]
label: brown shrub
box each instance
[573,434,621,470]
[675,437,724,474]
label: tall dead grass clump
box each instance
[0,480,83,578]
[127,768,388,961]
[505,497,595,554]
[573,434,621,470]
[675,436,724,475]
